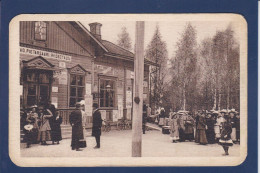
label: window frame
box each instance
[98,76,117,109]
[34,21,48,41]
[69,74,85,108]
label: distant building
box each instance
[20,21,155,124]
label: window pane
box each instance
[70,98,76,107]
[39,86,49,106]
[110,91,114,107]
[77,87,84,97]
[105,91,109,107]
[26,73,36,82]
[100,79,105,89]
[28,84,36,96]
[70,87,76,97]
[70,75,76,85]
[78,76,84,86]
[35,22,47,41]
[39,73,49,83]
[27,96,37,106]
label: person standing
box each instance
[92,103,103,149]
[170,113,179,143]
[214,110,226,142]
[37,107,53,145]
[235,112,240,143]
[184,114,195,141]
[50,111,62,144]
[229,109,237,142]
[219,114,233,155]
[24,105,39,148]
[142,104,147,134]
[158,108,166,127]
[197,112,208,145]
[69,102,84,151]
[206,113,216,144]
[178,113,185,142]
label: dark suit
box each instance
[92,109,102,148]
[69,109,83,149]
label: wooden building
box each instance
[20,21,155,124]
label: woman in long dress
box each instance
[37,107,53,145]
[229,110,237,142]
[184,115,194,141]
[214,110,226,142]
[170,113,179,143]
[219,115,233,155]
[197,113,208,145]
[50,111,62,144]
[24,106,39,148]
[206,113,216,144]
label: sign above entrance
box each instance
[20,46,71,62]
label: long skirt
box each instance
[206,130,215,144]
[214,125,221,139]
[24,128,38,144]
[159,118,165,126]
[231,128,236,141]
[179,128,185,142]
[197,129,208,144]
[38,131,51,142]
[195,129,199,143]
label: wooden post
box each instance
[132,21,145,157]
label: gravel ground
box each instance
[21,129,240,157]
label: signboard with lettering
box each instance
[126,91,132,108]
[20,47,71,62]
[118,95,123,119]
[53,69,68,85]
[94,64,114,75]
[84,94,93,117]
[51,97,58,108]
[112,110,119,122]
[100,110,106,120]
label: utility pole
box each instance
[132,21,145,157]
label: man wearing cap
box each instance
[92,103,103,149]
[69,102,84,151]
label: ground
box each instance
[21,129,240,157]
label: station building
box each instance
[19,21,155,124]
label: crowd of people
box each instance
[21,101,62,148]
[21,101,102,151]
[155,108,240,155]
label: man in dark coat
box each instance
[142,104,147,134]
[69,102,84,151]
[92,103,103,149]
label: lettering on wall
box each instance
[20,47,72,62]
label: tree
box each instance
[145,25,168,111]
[117,27,132,51]
[170,23,198,111]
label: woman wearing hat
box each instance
[196,112,208,145]
[169,112,179,143]
[37,106,53,145]
[206,113,216,144]
[219,114,233,155]
[214,110,226,142]
[229,109,237,142]
[24,105,39,148]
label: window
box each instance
[24,70,51,106]
[99,78,116,108]
[69,74,85,107]
[34,21,47,41]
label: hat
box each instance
[212,111,219,114]
[229,109,236,113]
[30,105,38,108]
[220,109,227,113]
[79,100,85,106]
[24,124,33,131]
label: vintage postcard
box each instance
[9,14,247,167]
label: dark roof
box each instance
[101,40,134,58]
[101,40,157,66]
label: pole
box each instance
[132,21,145,157]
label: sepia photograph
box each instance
[9,14,247,166]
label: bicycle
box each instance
[102,119,111,132]
[117,118,132,130]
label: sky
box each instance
[81,21,239,59]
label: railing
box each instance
[57,108,74,125]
